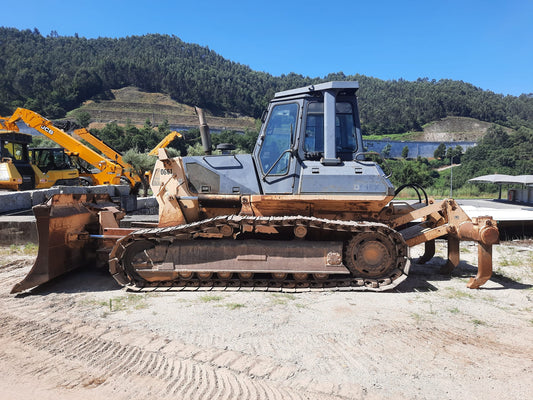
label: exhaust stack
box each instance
[195,107,212,155]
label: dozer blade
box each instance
[11,193,120,294]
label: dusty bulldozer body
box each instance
[11,81,499,294]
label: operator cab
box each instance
[253,81,393,196]
[172,82,394,199]
[29,147,75,173]
[0,131,35,190]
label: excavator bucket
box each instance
[11,193,122,294]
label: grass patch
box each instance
[448,307,460,314]
[80,298,110,308]
[411,312,423,323]
[363,131,420,141]
[471,319,486,326]
[445,288,474,300]
[224,303,245,310]
[270,293,297,305]
[82,293,149,313]
[0,243,38,257]
[460,246,473,254]
[109,294,149,311]
[199,294,224,303]
[498,251,520,267]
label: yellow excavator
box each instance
[1,116,79,190]
[10,82,499,294]
[6,108,123,186]
[73,127,186,194]
[0,129,46,190]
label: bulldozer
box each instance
[10,81,499,294]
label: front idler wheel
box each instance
[122,240,155,284]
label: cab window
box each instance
[259,103,298,175]
[2,141,27,162]
[303,102,357,161]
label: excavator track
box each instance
[109,215,410,292]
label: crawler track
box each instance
[109,215,410,292]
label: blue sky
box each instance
[2,0,531,96]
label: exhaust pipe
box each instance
[195,107,212,155]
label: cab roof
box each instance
[0,131,32,144]
[274,81,359,99]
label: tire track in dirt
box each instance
[0,314,346,400]
[0,259,32,288]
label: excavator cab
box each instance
[29,147,80,187]
[0,131,44,190]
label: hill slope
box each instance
[1,27,532,135]
[73,87,256,132]
[420,117,507,141]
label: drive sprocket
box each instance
[344,231,398,278]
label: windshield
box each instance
[1,141,28,163]
[259,103,298,175]
[32,149,73,171]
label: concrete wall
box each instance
[0,186,159,245]
[508,188,533,204]
[0,185,132,214]
[0,216,38,244]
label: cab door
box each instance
[253,102,301,194]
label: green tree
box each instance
[452,145,463,163]
[74,110,91,128]
[157,119,171,136]
[401,145,409,159]
[382,143,392,158]
[122,149,156,196]
[388,159,435,188]
[186,142,207,156]
[434,143,446,159]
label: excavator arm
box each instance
[73,128,141,190]
[7,108,123,185]
[0,115,19,132]
[148,131,182,156]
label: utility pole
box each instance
[450,152,453,198]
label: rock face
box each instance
[76,87,256,132]
[422,116,495,142]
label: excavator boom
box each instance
[7,108,123,185]
[148,131,182,156]
[73,128,142,189]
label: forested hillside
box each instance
[1,27,532,135]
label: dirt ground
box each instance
[0,240,532,400]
